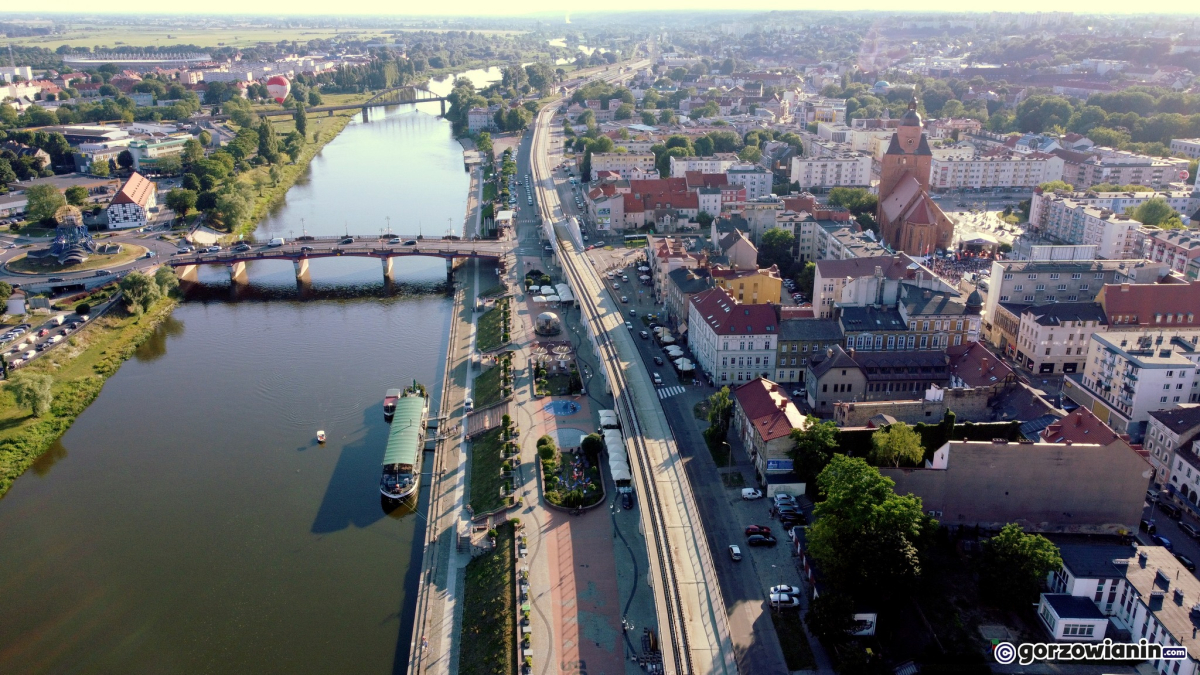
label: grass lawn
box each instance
[482,182,497,203]
[0,298,176,497]
[476,303,507,353]
[7,245,146,274]
[543,373,576,396]
[469,427,507,514]
[459,520,517,675]
[474,363,504,409]
[770,611,818,671]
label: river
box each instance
[0,67,500,675]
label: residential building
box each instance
[817,223,888,260]
[1042,539,1138,618]
[731,378,808,484]
[590,153,656,180]
[1036,195,1144,259]
[1035,595,1109,643]
[1053,147,1191,190]
[1144,405,1200,489]
[805,345,949,413]
[929,150,1064,191]
[106,171,157,230]
[1029,188,1196,230]
[881,437,1148,533]
[788,152,873,191]
[726,164,773,200]
[668,153,740,178]
[1142,230,1200,278]
[775,317,844,385]
[1170,138,1200,159]
[711,266,782,305]
[0,66,34,83]
[664,267,713,332]
[646,236,701,304]
[467,107,494,134]
[0,141,51,167]
[947,340,1016,395]
[1014,302,1108,375]
[812,255,952,320]
[687,287,778,386]
[1065,329,1200,438]
[876,98,955,255]
[711,229,759,270]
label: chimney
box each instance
[1175,589,1185,606]
[827,347,834,358]
[1139,551,1148,568]
[1075,412,1083,427]
[1150,591,1165,612]
[980,357,988,372]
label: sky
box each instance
[5,2,1198,15]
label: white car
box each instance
[770,585,801,596]
[741,488,763,500]
[728,545,742,561]
[769,594,802,608]
[773,493,796,506]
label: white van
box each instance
[23,350,35,360]
[464,397,474,412]
[268,238,285,247]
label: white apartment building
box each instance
[727,164,773,200]
[1013,302,1107,375]
[1170,138,1200,159]
[467,108,494,134]
[1144,406,1200,488]
[687,287,779,385]
[669,153,740,178]
[1030,189,1198,227]
[1066,329,1200,437]
[1060,148,1191,190]
[1037,196,1144,260]
[929,152,1064,191]
[789,153,872,191]
[0,66,33,83]
[590,153,656,180]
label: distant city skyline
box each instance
[3,3,1198,16]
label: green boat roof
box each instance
[383,397,425,467]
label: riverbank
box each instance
[0,297,177,498]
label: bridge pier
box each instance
[382,256,394,281]
[440,99,446,117]
[175,264,198,282]
[361,106,369,122]
[294,258,310,282]
[446,256,466,283]
[228,261,248,284]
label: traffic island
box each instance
[6,245,148,275]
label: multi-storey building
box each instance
[710,267,782,305]
[589,153,656,180]
[668,153,740,178]
[1170,138,1200,159]
[1141,229,1200,278]
[1037,196,1143,260]
[1143,406,1200,489]
[467,107,495,134]
[775,316,844,385]
[1013,302,1108,375]
[731,377,808,483]
[646,236,700,304]
[687,287,778,385]
[788,152,873,191]
[1066,329,1200,438]
[726,164,773,200]
[929,150,1064,192]
[1029,188,1197,229]
[805,345,950,413]
[1053,147,1191,190]
[106,171,157,229]
[664,267,712,332]
[813,255,951,319]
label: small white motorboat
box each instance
[317,430,326,443]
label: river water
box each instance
[0,68,500,675]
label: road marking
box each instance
[657,386,685,400]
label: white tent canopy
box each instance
[540,285,555,295]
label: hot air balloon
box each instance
[265,75,291,104]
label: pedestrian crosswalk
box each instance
[657,385,686,400]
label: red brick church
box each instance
[877,97,955,256]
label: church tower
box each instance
[876,96,955,256]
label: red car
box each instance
[744,525,772,536]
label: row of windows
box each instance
[866,382,928,392]
[1004,272,1105,280]
[722,356,772,367]
[847,334,959,349]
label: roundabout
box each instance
[5,244,149,275]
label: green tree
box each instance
[165,188,197,217]
[90,160,110,177]
[795,261,815,299]
[1130,198,1181,227]
[979,524,1062,609]
[0,281,12,306]
[641,111,656,126]
[308,90,322,107]
[269,165,281,186]
[64,185,89,207]
[117,150,134,170]
[1038,180,1074,193]
[155,155,182,176]
[119,270,161,316]
[223,96,257,128]
[182,173,201,191]
[198,130,212,147]
[789,416,839,480]
[869,423,925,467]
[7,371,53,417]
[738,145,762,163]
[154,265,180,296]
[25,184,66,223]
[706,386,734,440]
[214,182,255,230]
[807,455,932,599]
[756,228,796,275]
[0,158,16,188]
[183,138,204,163]
[294,101,308,138]
[805,592,856,646]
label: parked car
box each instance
[769,594,802,608]
[1147,490,1159,503]
[741,488,763,500]
[1153,534,1174,550]
[1176,552,1196,572]
[770,585,800,596]
[620,491,634,510]
[728,545,742,561]
[653,356,663,366]
[1183,522,1200,539]
[205,246,220,253]
[745,525,772,536]
[1159,502,1184,520]
[625,321,633,330]
[47,277,64,282]
[773,493,796,506]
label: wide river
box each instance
[0,66,501,675]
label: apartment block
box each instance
[929,151,1064,191]
[590,153,656,180]
[788,153,872,190]
[1037,196,1143,260]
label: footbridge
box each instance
[168,236,511,284]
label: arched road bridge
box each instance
[168,235,511,285]
[218,86,451,123]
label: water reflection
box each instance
[29,441,67,476]
[134,314,185,363]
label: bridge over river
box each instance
[168,235,512,284]
[208,86,451,123]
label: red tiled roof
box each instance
[111,172,155,208]
[815,254,922,280]
[684,171,728,190]
[946,342,1012,388]
[630,178,687,196]
[733,377,807,442]
[689,287,777,336]
[1041,407,1120,445]
[1097,281,1200,327]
